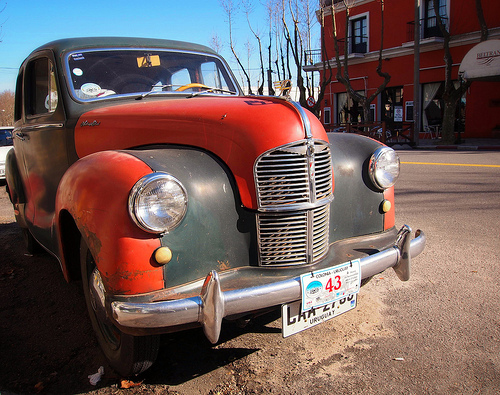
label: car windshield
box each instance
[66,49,238,101]
[0,129,13,147]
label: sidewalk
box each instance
[392,138,500,151]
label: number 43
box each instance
[325,275,341,293]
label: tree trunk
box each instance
[440,94,459,144]
[329,2,390,126]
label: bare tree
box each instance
[329,0,391,124]
[220,0,253,94]
[243,0,265,95]
[209,32,224,54]
[0,2,6,43]
[279,0,333,115]
[215,0,333,113]
[271,0,288,82]
[282,0,307,105]
[298,0,315,98]
[310,8,334,115]
[475,0,488,42]
[0,90,15,126]
[433,0,488,144]
[265,0,276,95]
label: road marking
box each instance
[401,161,500,168]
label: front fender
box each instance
[127,147,254,289]
[55,151,164,295]
[327,132,394,241]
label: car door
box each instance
[17,51,69,253]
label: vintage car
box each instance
[6,37,425,376]
[0,127,14,180]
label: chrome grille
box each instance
[257,205,330,266]
[255,140,332,209]
[254,140,332,266]
[312,205,330,260]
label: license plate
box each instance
[282,295,357,337]
[299,259,360,312]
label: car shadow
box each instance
[145,308,281,386]
[0,222,280,394]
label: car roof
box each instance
[30,37,219,58]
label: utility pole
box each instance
[413,0,421,145]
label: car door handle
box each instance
[15,132,28,141]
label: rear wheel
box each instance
[80,238,160,376]
[22,228,43,255]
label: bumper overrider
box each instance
[90,225,425,343]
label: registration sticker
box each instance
[282,295,357,337]
[300,259,360,312]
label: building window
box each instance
[337,91,364,124]
[382,87,403,128]
[324,107,331,125]
[424,0,447,38]
[405,101,414,121]
[370,103,376,122]
[422,82,444,130]
[351,15,368,54]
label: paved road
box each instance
[0,150,499,394]
[354,150,500,394]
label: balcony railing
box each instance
[304,39,348,67]
[407,16,449,42]
[320,0,344,7]
[304,49,322,66]
[327,122,415,147]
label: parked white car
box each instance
[0,127,14,180]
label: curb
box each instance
[415,145,500,151]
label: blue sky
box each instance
[0,0,272,92]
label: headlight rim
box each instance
[369,146,400,190]
[128,172,188,234]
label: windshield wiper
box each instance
[137,85,237,100]
[136,85,174,100]
[188,87,238,98]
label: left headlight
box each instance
[369,147,400,190]
[128,173,188,234]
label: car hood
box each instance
[75,95,327,209]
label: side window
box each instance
[201,61,227,89]
[25,57,58,116]
[171,68,191,88]
[14,71,23,122]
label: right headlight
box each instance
[128,173,188,234]
[369,147,400,190]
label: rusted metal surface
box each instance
[56,151,164,294]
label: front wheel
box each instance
[80,238,160,376]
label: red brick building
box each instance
[307,0,500,139]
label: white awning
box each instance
[459,39,500,81]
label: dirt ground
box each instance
[0,184,396,395]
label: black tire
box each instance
[22,228,43,255]
[80,238,160,376]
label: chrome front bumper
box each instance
[91,225,425,343]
